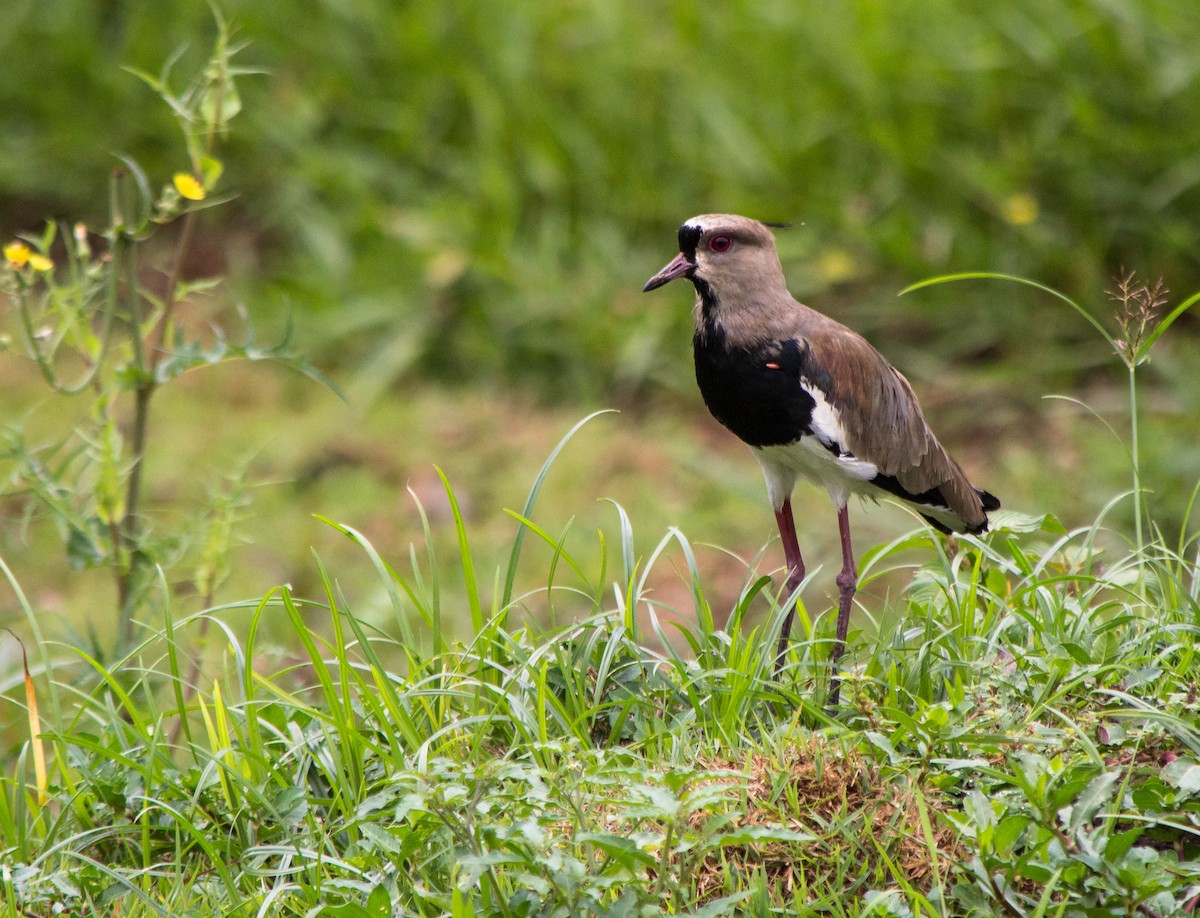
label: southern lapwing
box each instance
[643,214,998,705]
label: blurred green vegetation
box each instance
[3,0,1198,403]
[2,0,1199,641]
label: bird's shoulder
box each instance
[719,302,905,408]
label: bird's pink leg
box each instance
[773,498,805,672]
[828,504,858,706]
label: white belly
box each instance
[753,438,879,511]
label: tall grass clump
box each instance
[4,401,1200,914]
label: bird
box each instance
[643,214,999,706]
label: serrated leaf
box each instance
[510,816,546,848]
[576,832,656,866]
[625,784,681,819]
[355,789,396,819]
[965,788,997,839]
[1015,751,1052,793]
[1113,845,1159,887]
[271,785,309,827]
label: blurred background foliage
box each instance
[2,0,1199,640]
[4,0,1198,400]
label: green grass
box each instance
[3,420,1199,915]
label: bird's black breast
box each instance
[693,328,815,447]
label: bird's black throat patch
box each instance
[692,276,719,328]
[693,329,815,447]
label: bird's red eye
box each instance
[708,234,733,253]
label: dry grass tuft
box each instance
[693,737,966,901]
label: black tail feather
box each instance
[871,473,1000,536]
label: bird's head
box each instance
[642,215,789,305]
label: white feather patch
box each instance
[804,382,848,454]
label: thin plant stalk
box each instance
[118,207,199,645]
[1127,362,1144,556]
[113,22,238,645]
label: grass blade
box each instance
[501,409,616,608]
[902,271,1115,345]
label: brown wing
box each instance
[805,325,990,531]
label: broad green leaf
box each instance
[1104,827,1144,863]
[1163,758,1200,796]
[1063,771,1119,834]
[993,813,1028,855]
[576,832,657,867]
[986,509,1067,534]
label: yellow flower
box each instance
[1001,193,1039,226]
[173,172,207,201]
[817,248,857,285]
[5,241,31,268]
[29,253,54,271]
